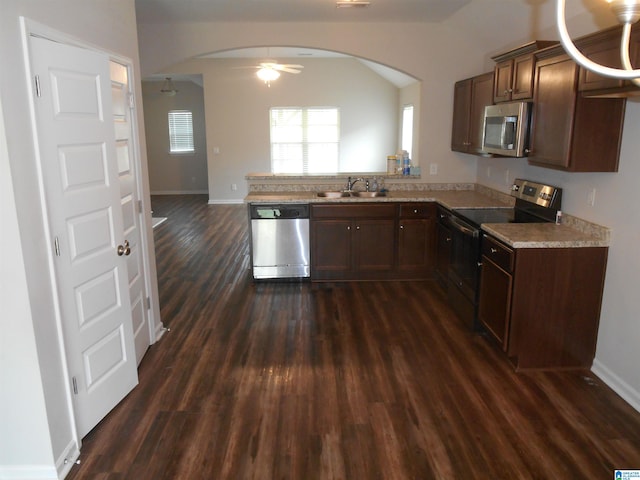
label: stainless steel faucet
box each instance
[346,176,363,191]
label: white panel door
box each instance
[110,61,151,365]
[30,36,138,438]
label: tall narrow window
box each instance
[401,105,414,159]
[168,110,194,154]
[270,107,339,174]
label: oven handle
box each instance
[448,215,480,238]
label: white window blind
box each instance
[270,107,339,174]
[168,110,194,154]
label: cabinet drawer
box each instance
[399,202,435,218]
[482,235,514,272]
[311,203,396,219]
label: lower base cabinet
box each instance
[478,234,608,370]
[310,202,435,281]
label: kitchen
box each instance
[3,0,640,478]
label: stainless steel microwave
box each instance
[482,101,531,157]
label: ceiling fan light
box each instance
[256,67,280,82]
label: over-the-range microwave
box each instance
[482,101,531,157]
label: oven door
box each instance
[446,214,482,328]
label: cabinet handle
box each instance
[356,225,360,231]
[413,209,418,214]
[446,237,451,242]
[347,225,351,230]
[490,247,498,254]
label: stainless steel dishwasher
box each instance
[249,204,310,279]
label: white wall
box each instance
[142,79,209,194]
[0,1,159,477]
[137,21,487,191]
[161,57,400,202]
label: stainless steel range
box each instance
[441,179,562,329]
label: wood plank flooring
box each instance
[66,194,640,479]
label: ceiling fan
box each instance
[251,61,304,85]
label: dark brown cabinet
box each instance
[311,202,436,281]
[451,72,494,154]
[434,206,452,288]
[491,41,556,103]
[528,46,626,172]
[576,24,640,96]
[478,233,608,370]
[311,203,396,281]
[478,236,514,352]
[397,203,436,277]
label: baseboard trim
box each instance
[207,199,244,205]
[592,359,640,414]
[55,439,80,479]
[150,190,208,195]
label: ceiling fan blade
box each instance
[278,67,302,74]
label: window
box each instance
[401,104,414,159]
[270,107,339,174]
[168,110,194,154]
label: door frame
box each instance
[20,17,163,444]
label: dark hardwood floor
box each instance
[66,194,640,479]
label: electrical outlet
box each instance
[587,188,596,206]
[231,183,237,191]
[429,163,438,175]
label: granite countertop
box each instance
[482,223,609,248]
[244,190,609,248]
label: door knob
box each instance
[117,240,131,256]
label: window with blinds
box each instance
[270,107,339,174]
[168,110,194,154]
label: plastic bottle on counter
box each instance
[387,155,396,174]
[402,151,411,176]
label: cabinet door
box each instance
[311,219,351,277]
[529,55,578,169]
[478,256,513,351]
[397,219,434,272]
[451,79,472,152]
[469,72,495,153]
[493,59,513,103]
[578,25,640,92]
[511,55,535,100]
[435,221,452,286]
[354,219,395,272]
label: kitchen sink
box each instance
[350,191,387,197]
[316,191,351,198]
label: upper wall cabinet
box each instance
[451,72,494,154]
[575,24,640,97]
[491,41,557,103]
[528,45,626,172]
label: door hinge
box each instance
[54,236,61,256]
[72,376,78,395]
[146,297,151,310]
[128,92,135,109]
[34,75,41,98]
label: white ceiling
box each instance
[134,0,472,24]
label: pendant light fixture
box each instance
[160,77,178,96]
[556,0,640,86]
